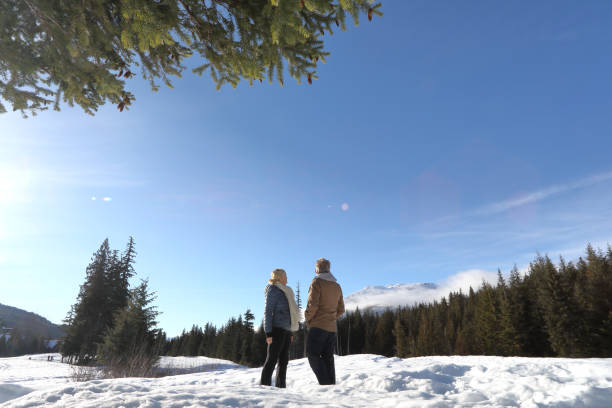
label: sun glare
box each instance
[0,167,31,205]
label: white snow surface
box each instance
[2,353,612,407]
[157,355,241,375]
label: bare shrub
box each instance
[100,344,160,378]
[155,363,220,377]
[70,365,103,382]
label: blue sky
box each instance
[2,1,612,336]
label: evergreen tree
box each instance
[456,287,478,355]
[496,270,520,355]
[394,310,410,358]
[1,0,382,116]
[62,238,140,364]
[98,279,160,377]
[475,281,501,355]
[291,282,306,359]
[251,323,268,367]
[240,310,255,365]
[62,239,112,363]
[349,308,366,354]
[374,309,395,357]
[0,335,6,356]
[575,246,612,356]
[534,255,579,356]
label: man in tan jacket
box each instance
[304,258,345,385]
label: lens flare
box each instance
[102,197,112,202]
[91,196,96,201]
[341,203,349,211]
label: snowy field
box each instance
[1,353,611,407]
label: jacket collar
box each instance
[316,272,337,282]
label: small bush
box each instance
[70,365,103,382]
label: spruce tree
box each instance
[456,287,477,355]
[240,310,255,365]
[98,279,160,377]
[394,309,410,358]
[62,239,112,363]
[534,255,580,356]
[1,0,382,116]
[62,237,140,364]
[251,323,268,367]
[496,270,520,355]
[373,309,395,357]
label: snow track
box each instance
[1,354,611,407]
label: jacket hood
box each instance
[316,272,337,283]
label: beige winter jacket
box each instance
[305,274,345,332]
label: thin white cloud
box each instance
[0,165,145,206]
[344,269,498,311]
[473,171,612,216]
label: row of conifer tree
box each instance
[336,246,611,358]
[60,240,611,371]
[0,328,58,357]
[163,244,612,364]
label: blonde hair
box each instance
[315,258,330,274]
[269,268,287,284]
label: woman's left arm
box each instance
[263,286,277,337]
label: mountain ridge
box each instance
[0,303,65,339]
[344,282,441,313]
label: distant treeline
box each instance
[166,244,612,364]
[356,244,612,358]
[0,328,59,357]
[52,240,612,368]
[162,308,309,367]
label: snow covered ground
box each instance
[157,355,241,375]
[1,353,611,407]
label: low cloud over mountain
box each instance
[345,269,498,312]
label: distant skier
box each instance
[260,268,300,388]
[305,258,345,385]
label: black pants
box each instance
[260,327,291,387]
[306,327,336,385]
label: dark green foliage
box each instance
[62,239,113,363]
[372,309,394,356]
[61,237,142,364]
[0,327,54,357]
[163,243,611,364]
[334,244,612,359]
[290,282,306,359]
[164,311,264,367]
[97,279,161,377]
[0,0,382,116]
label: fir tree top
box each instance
[0,0,382,116]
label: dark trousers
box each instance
[306,327,337,385]
[260,327,291,388]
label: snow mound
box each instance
[2,354,612,407]
[157,355,242,375]
[0,353,71,403]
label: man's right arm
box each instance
[337,286,345,318]
[304,279,319,325]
